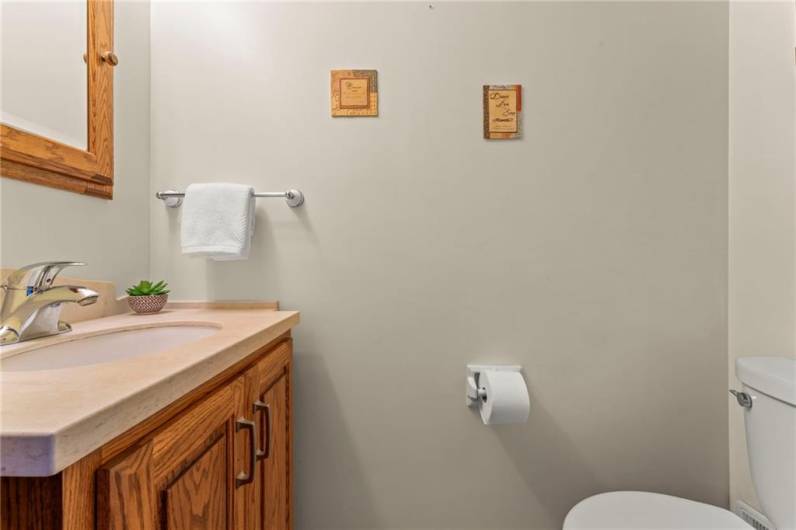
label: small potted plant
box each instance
[126,280,170,314]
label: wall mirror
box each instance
[0,0,116,198]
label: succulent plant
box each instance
[126,280,170,297]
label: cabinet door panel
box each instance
[96,441,156,530]
[163,436,227,530]
[98,376,248,530]
[151,379,242,483]
[261,374,289,530]
[247,342,292,530]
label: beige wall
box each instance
[728,0,796,514]
[0,1,150,293]
[150,3,730,528]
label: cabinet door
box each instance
[248,342,292,530]
[97,375,253,530]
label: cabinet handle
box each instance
[253,400,271,460]
[235,417,256,487]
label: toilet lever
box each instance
[730,389,753,409]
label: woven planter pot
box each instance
[127,294,168,314]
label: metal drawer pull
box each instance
[235,417,256,486]
[254,400,271,460]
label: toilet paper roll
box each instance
[479,370,530,425]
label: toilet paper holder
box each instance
[466,364,522,407]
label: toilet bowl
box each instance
[564,491,751,529]
[564,357,796,530]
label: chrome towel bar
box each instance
[155,189,304,208]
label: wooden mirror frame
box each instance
[0,0,115,199]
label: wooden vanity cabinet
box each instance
[96,374,248,529]
[0,335,293,530]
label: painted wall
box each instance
[0,1,150,293]
[728,0,796,514]
[149,3,730,528]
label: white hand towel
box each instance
[181,183,255,261]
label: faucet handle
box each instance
[3,262,86,291]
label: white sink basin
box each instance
[0,325,219,372]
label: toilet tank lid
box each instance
[736,357,796,405]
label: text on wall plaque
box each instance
[483,84,522,139]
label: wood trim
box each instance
[0,125,101,181]
[0,0,115,198]
[62,451,101,530]
[96,442,157,530]
[0,158,113,199]
[87,0,114,180]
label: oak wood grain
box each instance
[0,125,99,179]
[262,375,289,530]
[61,450,101,530]
[0,476,62,530]
[98,376,244,529]
[163,438,228,530]
[96,441,157,530]
[87,0,114,180]
[248,343,292,530]
[0,158,113,198]
[151,378,242,485]
[0,0,115,197]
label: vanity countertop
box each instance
[0,303,299,477]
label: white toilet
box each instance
[564,357,795,530]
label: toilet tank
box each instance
[735,357,796,530]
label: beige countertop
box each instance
[0,304,299,477]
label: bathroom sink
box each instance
[0,324,219,372]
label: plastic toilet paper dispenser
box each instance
[466,364,530,425]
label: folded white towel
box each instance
[181,183,256,261]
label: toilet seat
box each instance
[563,491,752,529]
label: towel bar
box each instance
[155,189,304,208]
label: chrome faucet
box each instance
[0,262,99,345]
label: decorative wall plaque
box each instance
[331,70,378,117]
[483,84,522,139]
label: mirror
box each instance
[1,1,87,149]
[0,0,115,199]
